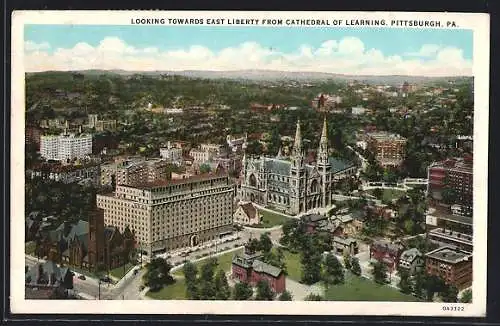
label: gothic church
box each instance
[240,118,340,215]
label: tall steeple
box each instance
[293,119,303,156]
[317,116,329,165]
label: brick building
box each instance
[369,240,404,272]
[425,246,472,290]
[366,132,407,168]
[35,208,136,272]
[427,156,473,211]
[231,249,286,294]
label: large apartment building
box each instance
[427,156,473,209]
[366,131,407,168]
[96,172,235,256]
[100,158,168,187]
[40,133,93,161]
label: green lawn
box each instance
[368,189,406,202]
[146,278,187,300]
[173,248,244,277]
[254,209,292,228]
[324,272,419,302]
[109,263,135,279]
[25,241,36,255]
[282,250,302,282]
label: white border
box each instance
[11,10,489,317]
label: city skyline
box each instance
[24,25,473,76]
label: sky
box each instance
[24,25,474,76]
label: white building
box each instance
[351,106,366,115]
[160,142,183,163]
[40,133,93,161]
[398,248,424,274]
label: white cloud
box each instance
[24,41,50,51]
[23,36,472,76]
[405,44,441,57]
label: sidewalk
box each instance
[170,245,245,274]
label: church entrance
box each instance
[190,234,199,247]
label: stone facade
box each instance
[241,118,352,216]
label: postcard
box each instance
[11,10,489,317]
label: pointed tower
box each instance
[289,120,306,215]
[317,116,332,207]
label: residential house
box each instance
[398,248,424,274]
[332,236,359,256]
[369,240,404,272]
[231,248,286,294]
[233,202,262,226]
[25,260,74,299]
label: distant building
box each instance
[26,124,42,150]
[231,249,286,294]
[27,161,101,186]
[398,248,424,274]
[233,202,262,226]
[351,106,366,115]
[100,158,169,187]
[369,240,404,272]
[40,133,93,161]
[366,132,407,168]
[97,171,235,256]
[427,156,473,211]
[425,246,472,290]
[160,141,183,163]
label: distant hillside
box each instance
[26,69,471,86]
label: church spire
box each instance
[293,119,303,156]
[317,116,329,166]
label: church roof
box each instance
[264,158,291,175]
[329,157,355,173]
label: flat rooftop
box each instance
[425,246,472,264]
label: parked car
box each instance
[100,276,112,283]
[78,275,86,280]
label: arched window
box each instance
[249,174,257,187]
[310,179,319,193]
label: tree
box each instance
[397,269,413,294]
[323,253,345,286]
[255,280,276,301]
[440,285,459,303]
[142,258,174,292]
[214,269,231,300]
[459,289,472,303]
[413,270,425,298]
[423,274,446,302]
[301,253,322,285]
[233,282,254,300]
[198,258,218,299]
[278,290,293,301]
[258,233,273,254]
[343,253,352,270]
[182,261,199,299]
[371,261,388,284]
[373,188,383,200]
[199,163,211,174]
[247,238,260,253]
[351,257,362,276]
[305,293,323,301]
